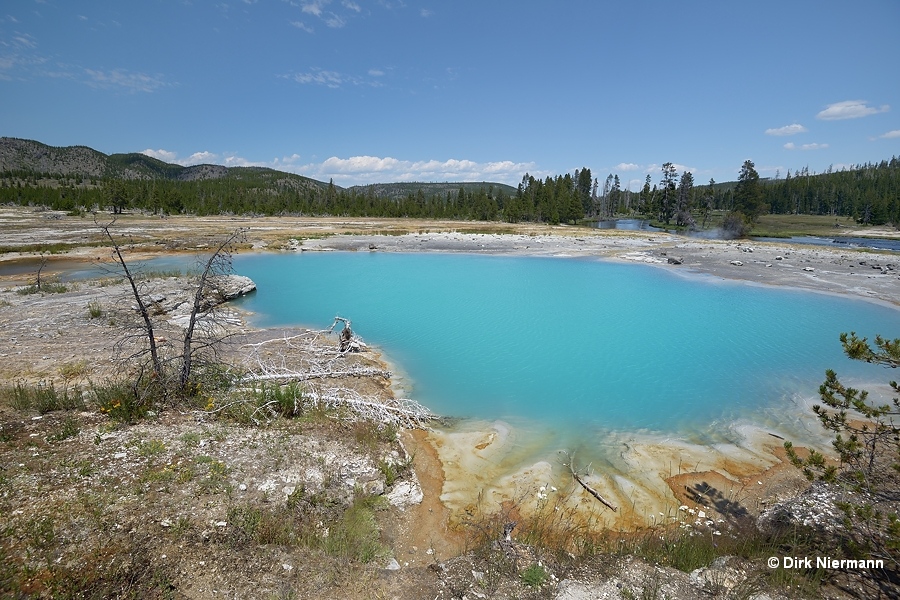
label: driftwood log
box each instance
[562,451,618,512]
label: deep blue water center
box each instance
[231,252,900,433]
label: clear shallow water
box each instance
[230,252,898,434]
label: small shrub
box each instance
[87,301,103,319]
[1,382,34,411]
[226,505,262,548]
[169,516,193,538]
[137,439,166,458]
[722,212,752,238]
[355,422,397,450]
[137,269,182,281]
[0,381,85,413]
[250,381,305,418]
[139,466,177,486]
[321,495,387,563]
[520,563,547,588]
[59,360,88,381]
[179,432,201,448]
[175,466,195,484]
[377,455,413,487]
[47,416,80,443]
[92,378,158,423]
[197,459,230,494]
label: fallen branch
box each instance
[241,367,391,383]
[561,450,617,512]
[305,389,437,429]
[233,317,436,429]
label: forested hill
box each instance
[0,137,326,191]
[1,137,897,227]
[0,137,516,218]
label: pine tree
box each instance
[659,163,677,224]
[733,160,766,221]
[675,171,694,227]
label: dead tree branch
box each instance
[236,319,436,428]
[561,450,617,512]
[97,217,162,378]
[304,389,436,428]
[180,228,247,389]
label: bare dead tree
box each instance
[97,220,248,395]
[97,218,163,378]
[180,228,247,390]
[34,253,48,291]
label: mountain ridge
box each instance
[0,137,516,196]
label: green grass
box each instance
[47,416,81,443]
[635,211,897,240]
[16,281,69,295]
[136,438,166,458]
[751,213,865,238]
[223,492,387,563]
[320,495,388,563]
[0,242,88,254]
[136,268,183,280]
[0,381,86,413]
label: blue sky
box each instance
[2,1,898,190]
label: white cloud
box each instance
[615,163,639,171]
[420,9,433,17]
[301,1,327,17]
[765,123,807,136]
[84,68,168,93]
[290,20,314,33]
[285,68,346,87]
[140,150,537,186]
[784,142,829,150]
[187,151,218,163]
[282,67,384,88]
[303,156,538,185]
[12,33,37,48]
[141,149,179,163]
[141,149,219,166]
[292,0,366,30]
[816,100,890,121]
[878,130,900,139]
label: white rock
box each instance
[386,481,424,508]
